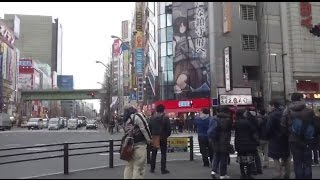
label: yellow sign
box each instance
[168,137,188,148]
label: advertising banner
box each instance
[121,20,129,41]
[1,43,7,80]
[135,31,143,49]
[223,2,232,33]
[123,50,129,87]
[167,137,189,153]
[135,48,143,75]
[18,73,32,90]
[112,39,121,58]
[224,46,232,91]
[172,2,210,96]
[57,75,74,90]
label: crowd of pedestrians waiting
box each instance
[120,92,320,179]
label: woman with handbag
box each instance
[122,105,152,179]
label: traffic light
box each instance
[309,25,320,37]
[87,92,96,98]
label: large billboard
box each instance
[172,2,210,96]
[18,73,32,90]
[57,75,74,90]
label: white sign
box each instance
[224,47,231,91]
[19,74,32,90]
[178,101,192,107]
[219,95,252,105]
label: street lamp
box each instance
[96,61,108,69]
[110,35,130,49]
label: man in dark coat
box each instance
[266,99,290,179]
[211,106,232,179]
[234,109,260,179]
[149,104,171,174]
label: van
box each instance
[0,113,12,131]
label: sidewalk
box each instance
[34,158,320,179]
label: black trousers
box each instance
[198,136,213,165]
[151,138,168,171]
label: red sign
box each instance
[112,39,121,57]
[300,2,313,29]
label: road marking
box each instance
[99,152,120,156]
[4,144,20,147]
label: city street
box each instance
[0,127,197,179]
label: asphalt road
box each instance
[0,126,196,179]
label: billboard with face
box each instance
[172,2,210,97]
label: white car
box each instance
[27,118,43,130]
[68,119,78,130]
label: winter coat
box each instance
[257,115,268,141]
[281,101,320,145]
[194,114,210,137]
[149,113,171,140]
[266,108,290,159]
[212,112,232,153]
[234,111,259,154]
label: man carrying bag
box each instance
[149,104,172,174]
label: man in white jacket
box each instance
[123,105,152,179]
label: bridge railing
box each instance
[0,136,194,175]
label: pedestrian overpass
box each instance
[20,89,106,101]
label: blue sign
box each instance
[130,93,137,100]
[178,101,191,107]
[57,75,74,90]
[135,48,143,74]
[19,60,32,66]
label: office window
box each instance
[160,28,166,43]
[166,56,173,71]
[161,57,166,71]
[166,14,172,26]
[161,42,167,57]
[241,35,257,51]
[240,5,256,21]
[160,2,166,14]
[160,14,166,28]
[167,42,173,56]
[166,26,173,41]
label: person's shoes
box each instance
[161,169,170,174]
[211,171,217,179]
[150,169,155,173]
[203,162,210,167]
[220,175,230,179]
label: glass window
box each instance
[166,14,172,26]
[161,42,167,57]
[149,21,155,42]
[166,56,173,71]
[160,2,166,14]
[160,14,166,28]
[161,57,166,71]
[166,26,173,42]
[167,70,174,82]
[160,28,166,43]
[167,42,173,56]
[149,45,156,69]
[148,2,155,14]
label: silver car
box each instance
[48,118,60,130]
[68,119,78,130]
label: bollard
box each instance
[147,144,151,164]
[109,139,114,168]
[189,136,194,161]
[63,143,69,174]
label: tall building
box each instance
[4,14,63,75]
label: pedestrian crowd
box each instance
[119,92,320,179]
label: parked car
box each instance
[68,119,78,130]
[27,118,43,130]
[20,120,28,128]
[0,113,12,131]
[86,120,97,130]
[48,118,61,130]
[42,119,48,128]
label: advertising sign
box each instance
[112,39,121,57]
[19,59,33,67]
[167,137,188,153]
[18,74,32,90]
[135,4,143,31]
[137,76,144,102]
[135,48,143,75]
[224,46,232,91]
[300,2,312,29]
[57,75,74,90]
[219,95,252,106]
[223,2,232,33]
[135,31,143,49]
[121,20,129,40]
[178,101,192,107]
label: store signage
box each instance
[219,95,252,105]
[136,5,143,31]
[224,46,232,91]
[0,25,15,46]
[135,48,143,75]
[178,101,192,107]
[303,93,320,99]
[300,2,312,29]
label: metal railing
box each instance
[0,136,193,175]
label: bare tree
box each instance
[100,63,112,129]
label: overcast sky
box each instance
[0,2,135,111]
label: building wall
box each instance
[4,14,54,68]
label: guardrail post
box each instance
[147,144,151,164]
[109,139,114,168]
[189,136,194,161]
[63,143,69,174]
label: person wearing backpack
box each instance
[210,106,232,179]
[122,105,152,179]
[149,104,171,174]
[266,99,290,179]
[194,108,212,167]
[281,93,320,179]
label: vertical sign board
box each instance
[300,2,312,29]
[223,2,232,34]
[224,46,232,92]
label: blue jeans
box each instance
[212,152,228,176]
[290,142,312,179]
